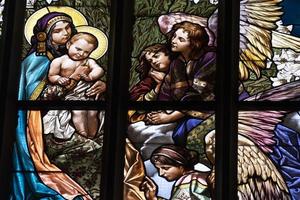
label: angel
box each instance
[158,0,300,97]
[155,0,300,199]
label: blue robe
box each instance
[10,53,65,199]
[270,124,300,200]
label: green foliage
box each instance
[44,132,103,199]
[130,0,217,88]
[186,114,215,167]
[243,75,272,96]
[129,58,140,89]
[168,0,188,13]
[132,18,165,58]
[262,62,277,78]
[185,0,217,17]
[134,0,172,16]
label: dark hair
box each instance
[150,145,199,170]
[167,21,209,58]
[136,43,170,80]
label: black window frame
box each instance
[0,1,282,200]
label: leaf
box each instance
[131,17,166,58]
[186,114,215,167]
[168,0,188,13]
[243,75,272,95]
[134,0,172,16]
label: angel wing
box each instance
[239,0,283,80]
[158,1,300,82]
[157,12,216,46]
[243,80,300,101]
[204,111,286,162]
[204,110,291,199]
[238,110,286,153]
[240,0,300,81]
[238,134,290,200]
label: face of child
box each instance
[51,21,72,45]
[171,28,191,53]
[67,38,95,61]
[145,51,170,72]
[155,163,184,181]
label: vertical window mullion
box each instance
[101,0,134,199]
[0,0,26,199]
[215,0,240,200]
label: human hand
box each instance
[145,111,171,125]
[57,77,70,85]
[140,176,158,200]
[80,73,90,81]
[149,69,166,84]
[74,65,90,76]
[86,80,106,100]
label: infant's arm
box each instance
[83,59,104,81]
[48,57,69,85]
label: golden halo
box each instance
[76,26,108,60]
[24,6,88,44]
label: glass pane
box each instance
[19,1,109,101]
[124,109,215,199]
[11,109,105,199]
[239,1,300,101]
[129,0,218,101]
[237,111,300,199]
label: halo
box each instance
[24,6,88,44]
[76,26,108,60]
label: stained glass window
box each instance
[236,0,300,199]
[239,0,300,101]
[237,110,300,199]
[125,110,214,199]
[1,0,300,200]
[20,2,109,101]
[129,0,218,102]
[2,0,110,199]
[124,0,218,199]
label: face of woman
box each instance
[155,163,184,181]
[51,21,72,45]
[171,28,191,53]
[145,51,170,72]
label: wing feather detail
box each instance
[239,0,283,80]
[237,135,290,200]
[238,111,286,153]
[272,31,300,52]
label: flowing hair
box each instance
[167,21,209,58]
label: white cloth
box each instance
[43,81,103,139]
[43,110,75,139]
[64,80,93,101]
[43,110,105,139]
[127,121,177,159]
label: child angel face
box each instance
[145,51,170,72]
[154,162,184,181]
[67,38,95,61]
[171,28,191,53]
